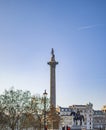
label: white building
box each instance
[102,105,106,113]
[57,107,73,129]
[57,102,93,130]
[69,103,93,130]
[93,110,106,130]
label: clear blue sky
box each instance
[0,0,105,110]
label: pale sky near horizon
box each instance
[0,0,106,110]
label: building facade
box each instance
[57,106,73,129]
[93,110,106,130]
[57,103,93,130]
[102,105,106,113]
[69,103,93,130]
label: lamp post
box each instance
[43,90,48,130]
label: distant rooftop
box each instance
[94,110,104,115]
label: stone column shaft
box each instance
[48,48,58,108]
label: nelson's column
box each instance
[48,48,58,108]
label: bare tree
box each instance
[20,95,50,130]
[0,87,31,130]
[19,95,42,130]
[0,88,50,130]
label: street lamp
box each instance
[43,90,48,130]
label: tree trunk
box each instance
[11,126,15,130]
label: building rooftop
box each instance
[93,110,104,115]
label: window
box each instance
[65,109,67,111]
[61,109,64,111]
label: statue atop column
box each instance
[51,48,55,61]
